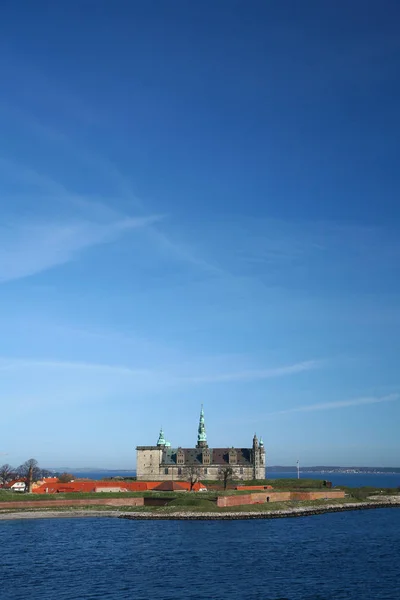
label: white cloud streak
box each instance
[271,393,399,415]
[181,360,320,384]
[0,357,318,386]
[0,215,162,283]
[0,156,220,278]
[0,357,150,376]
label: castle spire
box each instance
[196,404,208,448]
[157,427,166,446]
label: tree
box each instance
[185,465,201,491]
[58,472,74,483]
[218,466,233,490]
[17,459,42,493]
[0,463,16,486]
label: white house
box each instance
[10,481,26,492]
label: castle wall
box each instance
[136,447,163,480]
[136,451,266,481]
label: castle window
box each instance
[164,468,169,475]
[240,467,243,475]
[177,449,185,465]
[204,468,208,475]
[229,449,237,464]
[202,450,211,465]
[178,468,182,475]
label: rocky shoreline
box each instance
[119,500,400,521]
[0,498,399,521]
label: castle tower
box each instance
[259,437,266,473]
[196,405,208,448]
[253,433,260,479]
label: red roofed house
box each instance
[6,479,26,492]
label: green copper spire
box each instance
[197,404,208,448]
[157,427,166,446]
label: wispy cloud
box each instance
[0,215,162,283]
[0,357,150,376]
[0,156,221,278]
[0,156,128,221]
[189,217,400,283]
[181,360,320,384]
[271,393,400,416]
[0,356,319,386]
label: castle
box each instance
[136,406,266,481]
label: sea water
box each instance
[268,471,400,488]
[1,509,399,600]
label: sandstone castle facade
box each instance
[136,407,266,481]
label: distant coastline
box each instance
[269,467,400,475]
[45,466,400,476]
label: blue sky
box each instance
[1,1,399,469]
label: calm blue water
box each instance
[1,510,399,600]
[269,471,400,488]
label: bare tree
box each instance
[185,465,201,491]
[17,459,42,493]
[58,472,75,483]
[218,466,233,490]
[0,464,16,486]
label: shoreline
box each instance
[0,510,122,520]
[119,501,400,520]
[1,500,399,521]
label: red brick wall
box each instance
[291,491,345,501]
[217,492,291,507]
[217,490,344,507]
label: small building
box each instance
[136,406,266,481]
[10,481,26,493]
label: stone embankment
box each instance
[367,495,400,503]
[119,499,400,521]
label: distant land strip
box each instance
[268,466,400,473]
[44,466,400,474]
